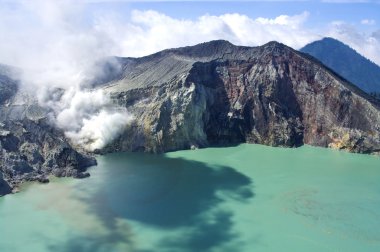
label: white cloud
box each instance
[256,11,309,28]
[327,22,380,65]
[361,19,376,25]
[93,10,318,58]
[92,9,380,65]
[0,0,132,150]
[1,2,379,75]
[1,2,380,150]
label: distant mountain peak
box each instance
[321,37,340,42]
[301,37,380,93]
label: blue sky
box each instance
[0,0,379,146]
[85,1,380,29]
[3,1,377,30]
[0,0,380,66]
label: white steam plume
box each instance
[55,88,134,151]
[58,90,133,151]
[1,1,380,151]
[0,0,133,151]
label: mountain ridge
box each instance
[96,40,380,154]
[101,40,380,107]
[300,37,380,93]
[2,39,380,196]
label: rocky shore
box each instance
[2,40,380,196]
[0,68,96,196]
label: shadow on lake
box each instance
[51,152,254,252]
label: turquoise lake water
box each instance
[1,144,380,252]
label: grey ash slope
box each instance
[2,40,380,196]
[101,40,252,91]
[0,65,96,195]
[301,37,380,93]
[96,40,380,154]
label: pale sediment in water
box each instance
[0,144,380,252]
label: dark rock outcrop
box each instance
[0,67,96,195]
[99,40,380,154]
[0,171,11,196]
[2,40,380,196]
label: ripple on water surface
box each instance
[0,144,380,252]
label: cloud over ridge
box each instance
[0,1,379,149]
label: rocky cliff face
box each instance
[2,40,380,196]
[0,66,96,194]
[100,40,380,154]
